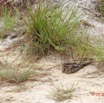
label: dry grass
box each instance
[51,85,75,102]
[0,62,35,83]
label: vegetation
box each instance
[0,1,104,103]
[52,85,75,102]
[23,1,104,61]
[0,7,16,38]
[0,0,103,84]
[2,8,16,31]
[0,0,103,61]
[0,63,35,83]
[23,1,84,56]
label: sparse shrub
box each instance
[17,69,34,83]
[0,63,35,83]
[23,0,104,61]
[23,1,82,56]
[51,85,75,102]
[2,8,16,31]
[0,7,16,37]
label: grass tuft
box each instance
[51,85,75,102]
[23,1,82,56]
[0,7,16,37]
[20,0,104,61]
[0,63,35,83]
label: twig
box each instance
[9,50,23,67]
[46,63,62,71]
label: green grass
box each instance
[0,8,16,37]
[23,1,82,56]
[21,0,104,61]
[0,1,103,62]
[3,8,16,30]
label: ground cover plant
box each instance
[0,7,16,38]
[51,85,75,102]
[23,1,87,55]
[22,0,104,61]
[2,8,16,31]
[0,62,35,83]
[0,0,103,84]
[0,0,103,62]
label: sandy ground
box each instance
[0,52,104,103]
[0,0,104,103]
